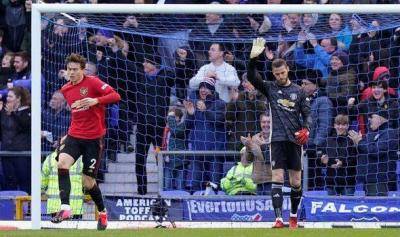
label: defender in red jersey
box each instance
[51,54,120,230]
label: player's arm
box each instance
[295,90,312,145]
[299,90,312,130]
[247,38,270,97]
[75,78,121,108]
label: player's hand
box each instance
[250,37,266,59]
[71,98,98,109]
[79,98,99,108]
[295,128,309,145]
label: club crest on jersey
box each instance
[290,93,297,101]
[80,87,88,97]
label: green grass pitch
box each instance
[0,228,399,237]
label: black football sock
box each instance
[290,186,302,215]
[271,182,283,219]
[88,184,105,212]
[58,169,71,205]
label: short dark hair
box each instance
[212,42,225,53]
[174,108,183,119]
[14,51,30,63]
[271,58,288,69]
[330,37,338,48]
[65,53,86,69]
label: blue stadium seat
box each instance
[354,190,365,196]
[388,191,400,197]
[217,191,226,195]
[0,190,28,197]
[159,190,190,198]
[193,190,219,196]
[304,190,328,196]
[0,190,29,220]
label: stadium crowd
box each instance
[0,0,399,199]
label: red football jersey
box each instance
[61,75,121,139]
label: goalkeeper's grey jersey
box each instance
[247,58,311,143]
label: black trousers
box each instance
[136,123,164,195]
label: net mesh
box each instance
[40,12,400,221]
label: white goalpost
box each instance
[28,3,400,230]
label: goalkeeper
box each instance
[42,151,84,219]
[247,38,311,229]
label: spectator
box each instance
[220,146,256,196]
[348,78,399,133]
[226,73,267,151]
[349,113,399,196]
[174,46,197,102]
[189,42,240,103]
[135,53,175,195]
[41,151,84,219]
[252,113,273,195]
[348,15,379,86]
[0,87,31,194]
[302,69,332,148]
[326,51,357,114]
[224,49,247,80]
[0,51,14,88]
[360,66,397,101]
[4,0,27,52]
[164,107,187,191]
[300,13,318,33]
[184,79,226,192]
[328,13,352,50]
[320,114,357,196]
[302,70,333,189]
[295,32,336,79]
[41,90,70,152]
[189,2,234,63]
[0,29,5,59]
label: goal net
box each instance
[33,4,400,227]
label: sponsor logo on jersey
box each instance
[80,87,88,97]
[277,99,295,112]
[290,93,297,101]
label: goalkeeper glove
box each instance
[295,128,309,145]
[250,37,266,59]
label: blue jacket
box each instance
[308,90,333,147]
[357,124,399,184]
[186,91,226,151]
[336,26,352,50]
[294,45,332,79]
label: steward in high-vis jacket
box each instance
[41,151,84,218]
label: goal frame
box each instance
[31,3,400,230]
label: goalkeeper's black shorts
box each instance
[270,141,302,171]
[58,135,104,178]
